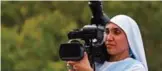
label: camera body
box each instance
[59,1,110,64]
[59,25,107,62]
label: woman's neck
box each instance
[109,50,129,62]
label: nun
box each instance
[67,15,148,71]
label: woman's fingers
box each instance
[83,52,88,60]
[81,52,89,63]
[66,52,92,71]
[67,61,78,65]
[67,62,76,71]
[68,69,75,71]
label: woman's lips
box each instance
[106,43,116,48]
[106,43,115,46]
[107,44,115,46]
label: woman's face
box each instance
[105,22,129,56]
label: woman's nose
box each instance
[106,33,114,41]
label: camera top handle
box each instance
[89,1,109,26]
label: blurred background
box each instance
[1,1,162,71]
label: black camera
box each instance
[59,1,110,65]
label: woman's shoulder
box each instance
[95,58,146,71]
[126,58,146,71]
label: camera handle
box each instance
[84,39,96,71]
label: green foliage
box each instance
[1,1,162,71]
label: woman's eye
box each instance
[105,28,109,34]
[113,28,121,35]
[105,30,109,34]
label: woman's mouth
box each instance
[106,43,116,48]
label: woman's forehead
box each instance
[106,22,121,29]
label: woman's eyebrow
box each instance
[105,27,121,31]
[112,28,121,30]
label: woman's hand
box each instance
[67,52,93,71]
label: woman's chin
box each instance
[107,49,116,55]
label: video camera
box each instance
[59,1,110,68]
